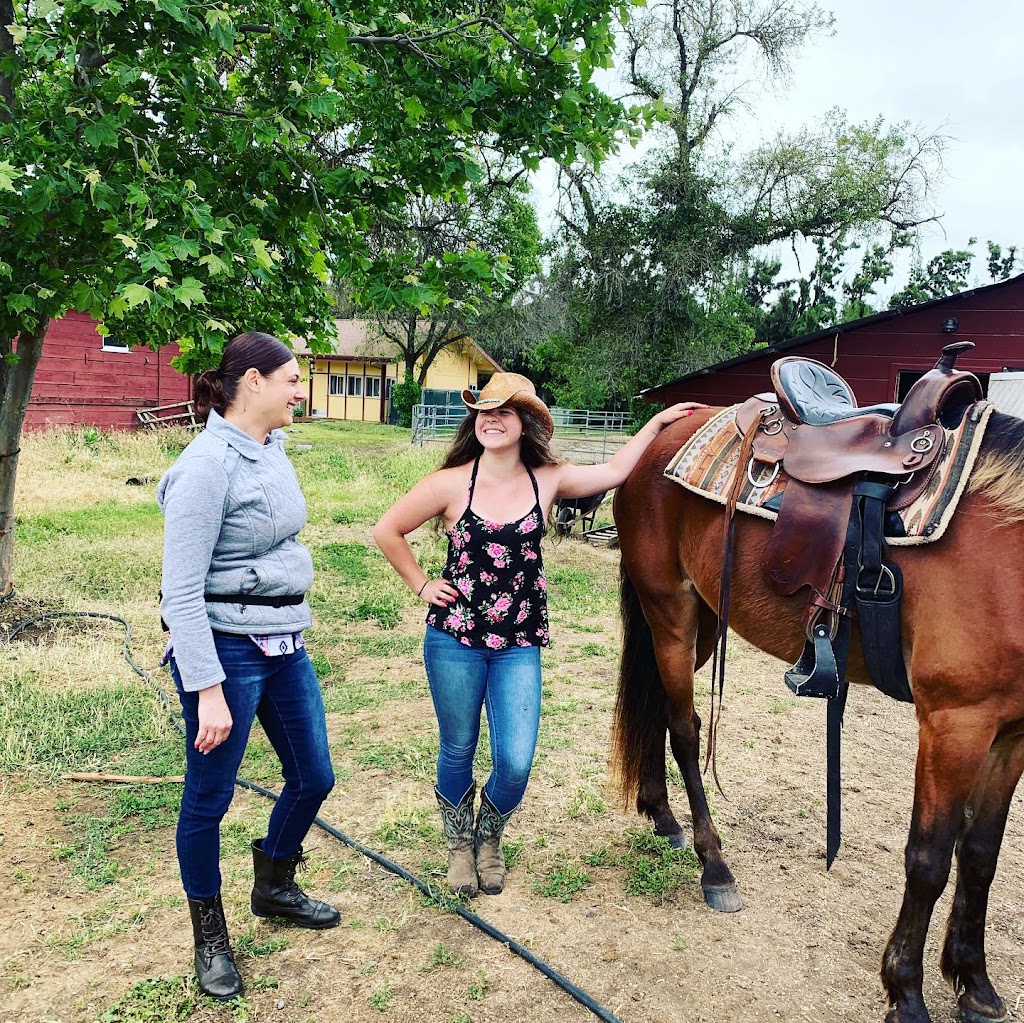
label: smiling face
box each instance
[474,406,523,451]
[257,358,304,430]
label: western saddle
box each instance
[729,340,983,701]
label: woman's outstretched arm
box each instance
[554,402,708,499]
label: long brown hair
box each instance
[192,332,294,422]
[440,408,561,470]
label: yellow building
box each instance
[299,319,502,423]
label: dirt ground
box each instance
[2,541,1022,1023]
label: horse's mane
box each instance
[968,410,1024,522]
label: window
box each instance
[329,374,344,396]
[385,377,395,401]
[367,375,381,398]
[101,336,130,353]
[897,369,989,401]
[347,374,363,397]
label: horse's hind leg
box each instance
[642,583,741,913]
[939,734,1024,1023]
[635,595,717,850]
[881,714,998,1023]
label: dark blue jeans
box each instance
[422,626,542,815]
[171,633,334,900]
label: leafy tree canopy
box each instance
[1,0,632,368]
[0,0,636,593]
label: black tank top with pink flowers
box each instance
[426,457,550,649]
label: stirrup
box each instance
[785,623,842,699]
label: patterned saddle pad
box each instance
[665,401,994,546]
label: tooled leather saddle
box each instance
[726,340,982,703]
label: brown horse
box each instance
[612,405,1024,1023]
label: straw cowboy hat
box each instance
[462,373,554,439]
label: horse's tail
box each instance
[612,561,668,812]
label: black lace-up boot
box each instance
[188,893,244,1001]
[250,840,341,929]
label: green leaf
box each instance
[174,278,207,308]
[250,238,274,269]
[198,253,230,276]
[120,283,152,309]
[83,119,120,150]
[0,161,21,192]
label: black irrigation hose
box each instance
[4,608,625,1023]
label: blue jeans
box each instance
[171,633,335,900]
[422,626,542,815]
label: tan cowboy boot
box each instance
[435,783,478,897]
[474,788,515,895]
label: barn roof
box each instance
[641,272,1024,402]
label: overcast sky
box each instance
[532,0,1023,290]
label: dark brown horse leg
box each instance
[634,595,718,850]
[881,717,997,1023]
[939,737,1024,1023]
[645,587,741,913]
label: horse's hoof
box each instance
[666,833,689,851]
[959,996,1008,1023]
[702,882,742,913]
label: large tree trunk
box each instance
[0,320,48,596]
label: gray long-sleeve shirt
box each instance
[157,410,314,691]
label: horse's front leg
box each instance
[645,587,741,913]
[939,735,1024,1023]
[881,714,996,1023]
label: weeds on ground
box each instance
[422,941,464,971]
[96,975,197,1022]
[534,856,591,902]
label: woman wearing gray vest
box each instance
[158,332,338,1001]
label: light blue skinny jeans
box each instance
[422,625,542,814]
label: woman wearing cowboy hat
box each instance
[373,373,704,897]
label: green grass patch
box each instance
[534,856,590,902]
[422,941,464,971]
[97,975,199,1021]
[351,634,422,657]
[619,829,700,898]
[377,805,439,849]
[316,541,373,583]
[545,565,616,616]
[0,674,178,776]
[355,736,439,781]
[566,787,607,820]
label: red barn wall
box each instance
[22,312,192,430]
[650,277,1024,407]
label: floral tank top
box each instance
[426,457,549,649]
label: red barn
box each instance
[642,273,1024,408]
[23,312,192,430]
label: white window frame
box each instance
[101,336,131,353]
[366,375,381,398]
[347,374,363,397]
[328,374,345,396]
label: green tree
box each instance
[0,0,629,594]
[539,0,946,406]
[361,175,542,401]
